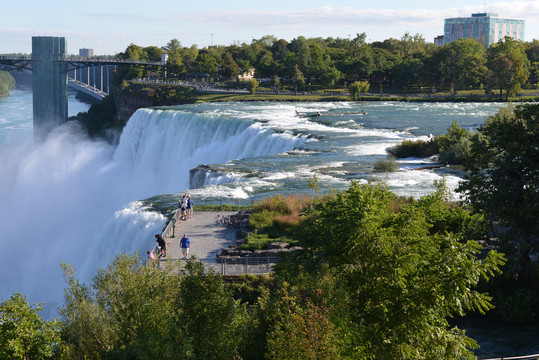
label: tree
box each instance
[294,181,504,359]
[60,255,249,359]
[264,285,340,360]
[172,260,248,360]
[458,103,539,238]
[392,57,425,90]
[193,52,218,74]
[59,256,178,359]
[348,80,370,100]
[486,37,529,99]
[248,78,259,94]
[221,52,240,79]
[0,293,61,360]
[0,71,15,97]
[291,64,305,93]
[430,39,487,92]
[320,65,342,87]
[165,38,183,78]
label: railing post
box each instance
[245,257,248,274]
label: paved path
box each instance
[160,211,240,265]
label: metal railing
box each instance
[481,354,539,360]
[186,256,279,275]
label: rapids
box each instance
[0,93,505,317]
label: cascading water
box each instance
[0,107,305,315]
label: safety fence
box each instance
[481,354,539,360]
[205,256,280,275]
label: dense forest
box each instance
[113,33,539,99]
[1,104,538,359]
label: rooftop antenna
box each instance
[484,0,487,12]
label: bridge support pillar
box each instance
[31,36,68,142]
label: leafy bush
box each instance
[439,137,472,164]
[224,274,276,304]
[387,139,439,158]
[0,71,15,97]
[373,156,398,172]
[436,121,474,164]
[249,210,277,231]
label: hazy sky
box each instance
[1,0,538,55]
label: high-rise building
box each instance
[443,13,525,47]
[79,48,94,58]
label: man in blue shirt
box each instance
[180,234,190,259]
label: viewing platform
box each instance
[151,210,279,275]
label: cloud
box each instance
[168,2,539,32]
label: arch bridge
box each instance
[0,37,164,142]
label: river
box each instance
[1,87,536,357]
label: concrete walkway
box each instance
[160,211,239,265]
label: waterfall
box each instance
[0,107,304,314]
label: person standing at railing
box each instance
[146,250,157,267]
[180,234,190,259]
[155,234,166,257]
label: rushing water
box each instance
[3,87,536,356]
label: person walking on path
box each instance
[180,234,191,259]
[155,234,166,257]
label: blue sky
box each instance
[1,0,538,55]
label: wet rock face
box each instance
[189,165,215,189]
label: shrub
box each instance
[387,139,439,158]
[249,210,277,231]
[439,137,472,164]
[254,194,310,215]
[373,156,398,172]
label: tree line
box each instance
[113,33,539,99]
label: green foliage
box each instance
[0,71,15,97]
[240,232,296,251]
[249,210,277,231]
[373,156,398,172]
[437,121,474,164]
[387,138,439,158]
[0,293,61,360]
[248,78,259,94]
[225,274,276,304]
[348,80,370,100]
[486,37,530,99]
[221,52,240,79]
[264,285,341,360]
[294,181,504,359]
[174,260,249,360]
[194,52,219,74]
[430,39,487,91]
[59,254,249,359]
[458,103,539,237]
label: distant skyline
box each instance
[1,0,538,55]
